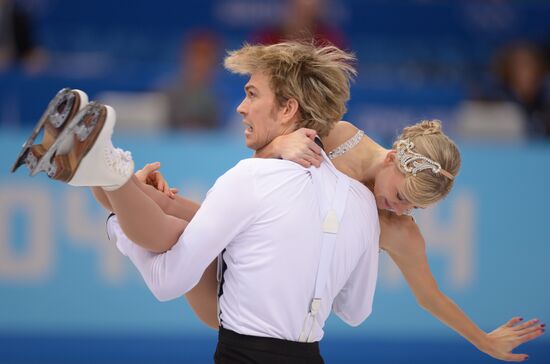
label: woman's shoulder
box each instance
[379,210,418,231]
[334,120,360,135]
[379,210,425,254]
[325,121,363,153]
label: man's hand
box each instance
[276,128,323,168]
[135,162,178,199]
[482,317,545,361]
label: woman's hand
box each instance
[482,317,545,362]
[255,128,323,167]
[135,162,178,199]
[278,128,323,167]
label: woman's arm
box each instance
[255,121,360,167]
[379,211,544,362]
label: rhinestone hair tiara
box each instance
[396,139,454,180]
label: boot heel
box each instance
[51,153,75,182]
[25,145,47,171]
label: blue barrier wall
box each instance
[1,132,549,363]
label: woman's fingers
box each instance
[139,167,176,199]
[306,138,322,155]
[503,353,529,362]
[295,158,312,168]
[143,162,161,174]
[301,128,318,141]
[513,318,540,331]
[304,154,322,168]
[505,317,524,328]
[135,162,161,182]
[159,179,171,196]
[155,174,174,198]
[517,327,545,343]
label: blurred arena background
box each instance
[1,0,549,363]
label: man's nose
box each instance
[237,99,247,115]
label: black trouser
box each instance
[214,327,324,364]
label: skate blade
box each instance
[11,88,81,174]
[31,102,106,181]
[11,147,31,173]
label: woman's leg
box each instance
[187,260,219,329]
[91,187,113,211]
[91,181,200,222]
[93,178,218,327]
[102,176,186,253]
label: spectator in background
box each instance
[0,0,47,73]
[253,0,346,49]
[164,31,221,130]
[492,42,550,138]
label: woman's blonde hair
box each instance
[393,120,461,207]
[224,41,356,137]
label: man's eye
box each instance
[396,192,404,201]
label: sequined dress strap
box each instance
[327,129,364,160]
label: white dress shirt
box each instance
[109,156,379,341]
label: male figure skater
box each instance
[19,42,380,363]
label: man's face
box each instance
[237,72,289,151]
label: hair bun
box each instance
[417,120,442,135]
[397,119,443,141]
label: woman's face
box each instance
[373,152,416,215]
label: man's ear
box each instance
[281,98,300,125]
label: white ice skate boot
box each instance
[32,102,134,191]
[11,88,89,173]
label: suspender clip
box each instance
[310,298,322,315]
[322,210,339,234]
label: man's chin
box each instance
[246,140,272,154]
[245,139,256,151]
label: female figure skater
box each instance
[94,118,544,362]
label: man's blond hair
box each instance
[224,41,356,137]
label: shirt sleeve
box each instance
[109,162,259,301]
[332,218,380,327]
